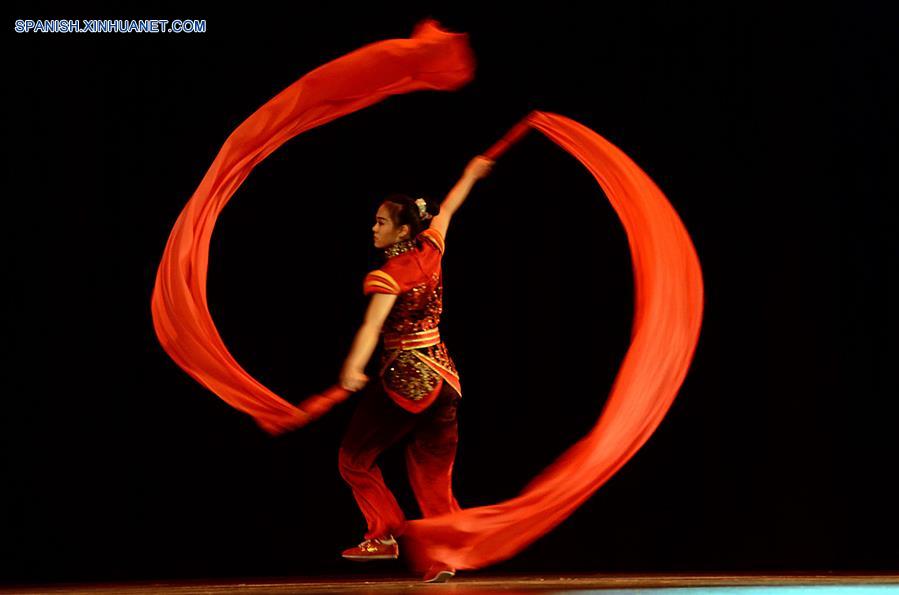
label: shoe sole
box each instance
[423,570,455,583]
[342,554,398,561]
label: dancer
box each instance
[335,155,494,582]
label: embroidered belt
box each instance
[383,327,440,351]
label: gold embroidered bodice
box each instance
[372,233,461,404]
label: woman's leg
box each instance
[338,381,419,539]
[404,383,463,517]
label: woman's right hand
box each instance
[464,155,495,181]
[339,366,369,392]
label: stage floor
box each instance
[3,574,898,594]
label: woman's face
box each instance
[372,203,410,249]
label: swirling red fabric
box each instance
[150,20,475,435]
[151,20,704,571]
[400,110,704,570]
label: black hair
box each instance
[381,193,440,238]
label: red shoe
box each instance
[341,535,398,561]
[422,563,456,583]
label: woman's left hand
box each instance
[340,367,369,392]
[464,155,495,181]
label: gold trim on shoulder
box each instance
[364,270,401,294]
[420,228,445,254]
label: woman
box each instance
[336,155,494,582]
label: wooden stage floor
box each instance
[2,573,898,594]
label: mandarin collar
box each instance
[383,238,417,259]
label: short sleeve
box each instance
[362,269,402,295]
[418,228,445,254]
[362,251,428,296]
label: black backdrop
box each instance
[4,2,897,585]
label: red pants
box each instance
[338,380,462,539]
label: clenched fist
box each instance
[464,155,495,181]
[340,367,369,392]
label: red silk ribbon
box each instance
[401,110,704,570]
[150,19,475,435]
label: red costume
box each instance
[339,227,463,539]
[363,227,461,412]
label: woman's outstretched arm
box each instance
[428,155,494,240]
[339,293,398,391]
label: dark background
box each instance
[3,2,896,585]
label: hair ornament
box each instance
[415,197,432,221]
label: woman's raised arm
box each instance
[428,155,494,240]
